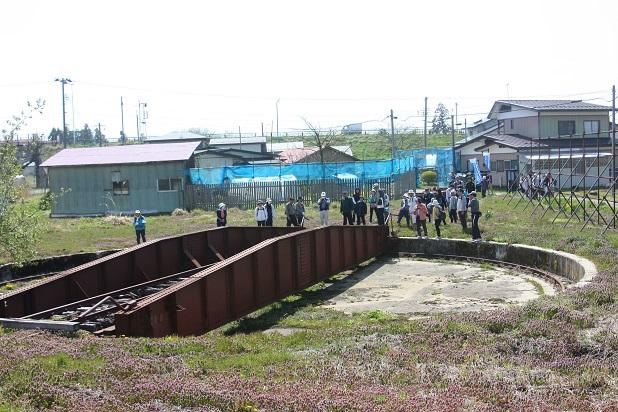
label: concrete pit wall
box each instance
[392,238,597,287]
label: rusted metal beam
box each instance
[1,226,300,319]
[115,225,389,337]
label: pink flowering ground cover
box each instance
[1,205,618,411]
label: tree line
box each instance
[48,124,107,146]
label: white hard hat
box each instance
[321,192,326,197]
[135,210,141,214]
[218,203,225,208]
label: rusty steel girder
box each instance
[0,227,299,319]
[115,225,389,337]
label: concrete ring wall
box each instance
[392,237,597,288]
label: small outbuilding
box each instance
[41,142,200,217]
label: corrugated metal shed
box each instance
[41,142,200,167]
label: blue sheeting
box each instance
[189,148,454,186]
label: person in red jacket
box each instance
[413,197,428,238]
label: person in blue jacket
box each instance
[133,209,146,244]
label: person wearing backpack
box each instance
[375,192,385,226]
[255,200,268,227]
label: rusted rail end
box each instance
[115,225,389,337]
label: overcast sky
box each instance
[1,0,617,139]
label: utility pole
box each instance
[239,126,243,151]
[55,78,72,148]
[98,122,102,147]
[120,96,125,144]
[455,102,458,126]
[451,115,456,172]
[612,85,616,229]
[136,113,140,142]
[137,100,141,141]
[423,96,428,149]
[390,109,397,175]
[276,98,280,139]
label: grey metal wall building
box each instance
[41,142,199,217]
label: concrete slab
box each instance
[324,257,555,316]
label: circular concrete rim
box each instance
[395,237,597,289]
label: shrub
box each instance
[420,170,437,186]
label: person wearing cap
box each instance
[469,192,482,241]
[133,210,146,244]
[216,203,227,227]
[369,188,378,223]
[295,196,306,227]
[317,191,330,226]
[255,200,268,227]
[340,191,354,225]
[375,189,385,226]
[397,193,411,227]
[431,198,444,239]
[285,197,298,227]
[265,198,275,226]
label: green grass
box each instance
[275,132,457,160]
[524,277,545,296]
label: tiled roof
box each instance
[495,100,611,111]
[278,147,319,163]
[41,142,200,167]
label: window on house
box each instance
[558,120,576,136]
[496,160,505,172]
[113,180,129,195]
[510,119,514,129]
[490,160,497,171]
[584,120,600,135]
[157,178,182,192]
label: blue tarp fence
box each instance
[189,147,454,187]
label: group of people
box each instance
[519,171,555,199]
[131,181,482,244]
[395,184,483,241]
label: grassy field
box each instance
[276,132,456,160]
[1,193,618,411]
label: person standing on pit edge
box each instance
[355,196,367,225]
[285,197,297,227]
[255,200,268,227]
[369,187,378,223]
[216,203,227,227]
[413,198,428,238]
[340,191,355,225]
[469,191,482,242]
[295,196,306,227]
[265,198,275,226]
[431,198,443,239]
[318,191,330,226]
[133,210,146,244]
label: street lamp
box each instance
[55,78,72,148]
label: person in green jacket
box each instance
[340,191,354,225]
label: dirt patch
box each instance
[324,257,555,317]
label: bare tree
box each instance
[302,118,336,178]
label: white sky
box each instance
[1,0,617,139]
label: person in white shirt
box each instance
[255,200,268,227]
[456,191,468,231]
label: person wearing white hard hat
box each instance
[133,210,146,244]
[317,191,330,226]
[216,203,227,227]
[255,200,268,227]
